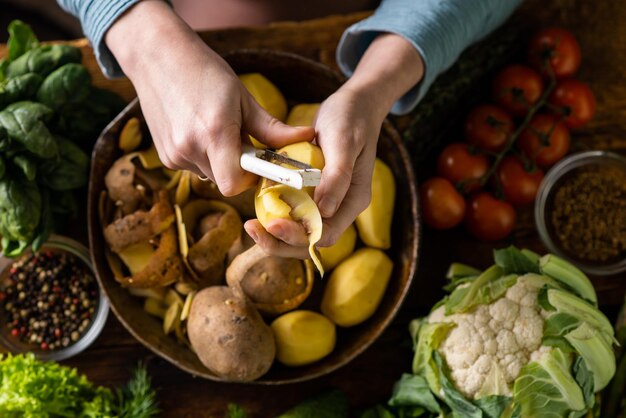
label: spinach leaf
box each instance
[0,155,4,180]
[0,177,41,245]
[6,45,81,78]
[51,190,78,215]
[388,374,440,413]
[37,63,91,110]
[494,246,540,275]
[0,125,9,151]
[12,154,37,181]
[39,137,88,190]
[31,188,52,252]
[0,101,57,158]
[7,20,39,62]
[0,73,43,109]
[0,58,7,82]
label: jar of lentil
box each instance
[0,235,109,360]
[535,151,626,275]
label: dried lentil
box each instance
[551,166,626,262]
[0,250,98,350]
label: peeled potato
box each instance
[118,117,142,152]
[239,73,287,149]
[319,224,357,272]
[286,103,320,127]
[321,247,393,327]
[254,142,325,275]
[271,310,336,367]
[356,159,395,249]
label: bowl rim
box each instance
[535,150,626,276]
[88,49,420,384]
[0,234,110,361]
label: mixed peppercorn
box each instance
[551,165,626,263]
[0,250,98,351]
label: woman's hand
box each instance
[105,1,315,196]
[245,34,425,258]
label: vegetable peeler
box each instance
[240,144,321,190]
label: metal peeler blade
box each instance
[240,144,321,190]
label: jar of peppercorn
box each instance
[0,235,109,360]
[535,150,626,276]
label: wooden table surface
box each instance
[2,1,626,417]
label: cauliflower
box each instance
[397,247,617,418]
[429,275,549,398]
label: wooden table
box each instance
[2,1,626,416]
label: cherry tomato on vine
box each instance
[528,27,581,79]
[465,192,516,241]
[437,143,489,192]
[497,156,545,206]
[548,79,596,129]
[464,104,514,152]
[420,177,466,230]
[491,65,544,117]
[518,114,570,167]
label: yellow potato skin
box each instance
[319,224,357,272]
[271,310,336,366]
[239,73,287,149]
[356,159,395,249]
[321,247,393,327]
[286,103,321,127]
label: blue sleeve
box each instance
[57,0,141,78]
[336,0,522,115]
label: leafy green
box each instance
[513,349,586,417]
[572,357,594,411]
[31,188,52,253]
[412,321,455,396]
[7,20,39,62]
[275,390,349,418]
[0,354,158,418]
[359,405,398,418]
[13,154,37,181]
[37,63,91,110]
[444,266,517,314]
[494,246,540,275]
[0,73,43,109]
[545,289,614,341]
[0,101,57,158]
[6,44,82,78]
[433,352,483,418]
[115,363,160,418]
[39,136,89,190]
[539,254,597,306]
[0,155,4,179]
[564,322,615,392]
[226,403,248,418]
[388,374,440,413]
[0,177,41,248]
[474,396,512,418]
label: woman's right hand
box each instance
[105,0,315,196]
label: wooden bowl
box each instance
[88,50,419,384]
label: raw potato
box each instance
[321,247,393,327]
[319,224,357,271]
[226,245,314,316]
[356,158,395,249]
[254,142,326,275]
[286,103,320,127]
[187,286,275,381]
[271,310,336,367]
[239,73,287,149]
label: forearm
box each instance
[342,33,424,118]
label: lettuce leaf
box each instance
[494,246,540,275]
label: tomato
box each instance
[497,156,545,206]
[437,143,489,192]
[420,177,466,230]
[464,104,514,152]
[528,27,581,79]
[465,192,516,241]
[491,65,544,117]
[548,79,596,129]
[518,114,570,167]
